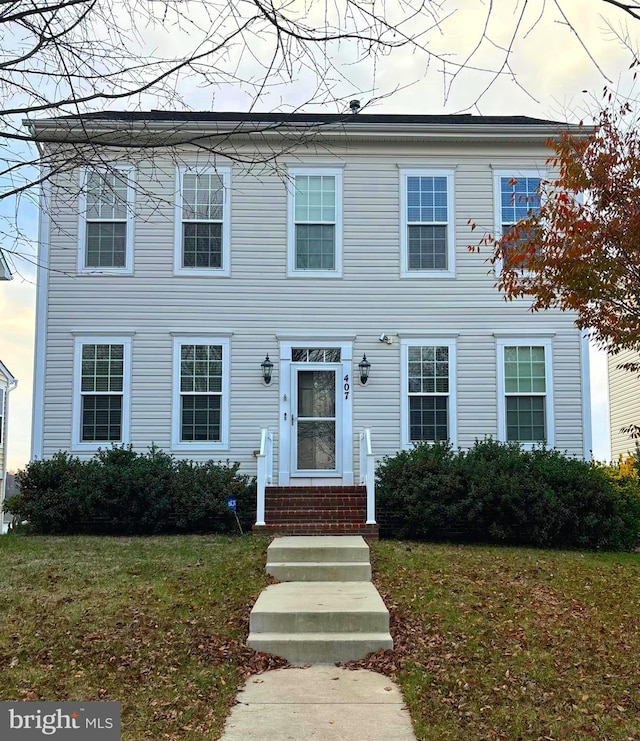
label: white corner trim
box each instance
[31,175,51,460]
[580,331,593,461]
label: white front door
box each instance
[278,340,354,486]
[291,364,341,475]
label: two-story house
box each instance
[28,112,592,536]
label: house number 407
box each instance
[344,374,350,400]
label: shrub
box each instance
[6,446,256,535]
[376,439,640,551]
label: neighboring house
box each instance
[28,111,592,536]
[609,349,640,458]
[0,250,11,281]
[0,361,17,533]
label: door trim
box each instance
[278,339,353,486]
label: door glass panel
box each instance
[297,421,336,470]
[297,370,335,417]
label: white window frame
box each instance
[172,335,230,451]
[400,338,457,448]
[496,337,554,449]
[78,166,135,274]
[493,169,545,275]
[400,169,455,279]
[287,167,343,278]
[72,335,132,451]
[174,166,231,277]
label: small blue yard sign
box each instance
[227,497,237,512]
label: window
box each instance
[288,168,342,277]
[72,336,132,449]
[0,387,4,445]
[401,339,457,447]
[175,166,231,276]
[494,170,543,268]
[79,168,134,273]
[497,339,554,447]
[172,337,230,450]
[400,169,455,278]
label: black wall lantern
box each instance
[261,354,273,385]
[358,354,371,385]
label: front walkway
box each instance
[220,666,416,741]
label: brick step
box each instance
[267,513,366,523]
[266,486,366,494]
[266,495,366,504]
[254,523,379,538]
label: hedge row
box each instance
[6,446,255,535]
[376,440,640,551]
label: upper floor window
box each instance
[400,169,455,278]
[79,168,134,273]
[72,335,132,449]
[494,170,543,268]
[175,166,231,276]
[497,338,554,448]
[288,168,343,278]
[401,338,457,447]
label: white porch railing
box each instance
[256,428,273,526]
[359,428,376,525]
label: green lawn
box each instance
[1,536,639,741]
[0,535,281,740]
[364,541,640,741]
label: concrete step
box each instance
[267,535,370,563]
[267,561,372,582]
[247,632,393,664]
[248,581,392,663]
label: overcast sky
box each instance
[3,0,638,470]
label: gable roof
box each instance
[0,360,16,385]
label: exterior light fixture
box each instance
[358,354,371,385]
[261,354,273,385]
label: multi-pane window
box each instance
[175,167,230,275]
[503,345,547,443]
[79,344,124,442]
[82,169,133,271]
[288,168,342,276]
[401,170,455,277]
[495,172,543,266]
[175,340,229,446]
[405,343,454,443]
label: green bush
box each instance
[377,439,640,551]
[6,446,256,535]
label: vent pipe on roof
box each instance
[349,99,361,114]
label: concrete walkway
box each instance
[220,666,416,741]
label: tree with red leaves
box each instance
[470,100,640,437]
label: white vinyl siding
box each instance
[72,335,132,450]
[174,166,231,276]
[288,168,343,278]
[172,336,230,450]
[497,338,554,447]
[0,387,4,445]
[609,348,640,458]
[400,169,455,278]
[78,168,134,273]
[401,338,457,447]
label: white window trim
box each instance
[400,168,456,279]
[174,165,231,277]
[287,167,343,278]
[78,166,135,275]
[171,335,230,451]
[72,335,132,451]
[493,169,545,275]
[496,337,555,449]
[400,338,457,448]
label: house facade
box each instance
[0,360,17,532]
[29,112,592,533]
[609,349,640,458]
